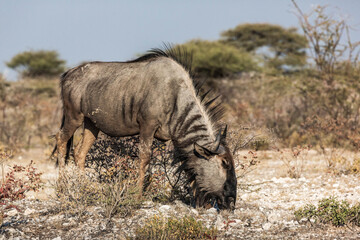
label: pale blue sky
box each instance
[1,0,359,80]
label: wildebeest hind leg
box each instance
[56,114,83,169]
[74,118,99,170]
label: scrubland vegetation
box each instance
[1,2,360,239]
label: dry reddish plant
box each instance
[278,146,311,178]
[236,150,260,179]
[227,129,269,181]
[0,160,43,201]
[0,150,43,220]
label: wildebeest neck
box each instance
[169,88,216,153]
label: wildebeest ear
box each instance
[216,145,226,155]
[194,143,213,159]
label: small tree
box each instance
[292,0,360,84]
[178,40,257,78]
[221,23,308,70]
[7,50,66,78]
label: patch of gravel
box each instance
[1,149,360,239]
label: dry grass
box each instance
[54,161,142,219]
[133,215,217,240]
[54,166,103,217]
[0,77,60,151]
[320,148,360,175]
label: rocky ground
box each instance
[1,148,360,239]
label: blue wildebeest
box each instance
[53,46,237,209]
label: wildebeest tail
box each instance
[63,135,73,165]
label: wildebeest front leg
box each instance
[138,126,156,198]
[74,118,99,170]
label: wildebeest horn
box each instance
[222,125,228,141]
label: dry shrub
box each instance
[303,116,360,151]
[55,167,103,217]
[318,148,360,176]
[0,149,43,222]
[0,149,43,202]
[278,146,311,178]
[349,157,360,174]
[0,160,43,201]
[96,155,142,218]
[235,150,260,180]
[322,148,346,174]
[85,135,139,182]
[86,134,189,203]
[0,78,60,151]
[99,168,141,218]
[303,116,360,175]
[149,140,188,203]
[55,162,141,219]
[227,128,273,181]
[133,215,217,240]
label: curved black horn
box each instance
[222,125,228,141]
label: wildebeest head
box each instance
[188,126,237,210]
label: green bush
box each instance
[178,40,257,78]
[133,215,217,240]
[7,50,66,78]
[294,197,360,226]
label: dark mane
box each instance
[127,43,194,77]
[129,44,225,131]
